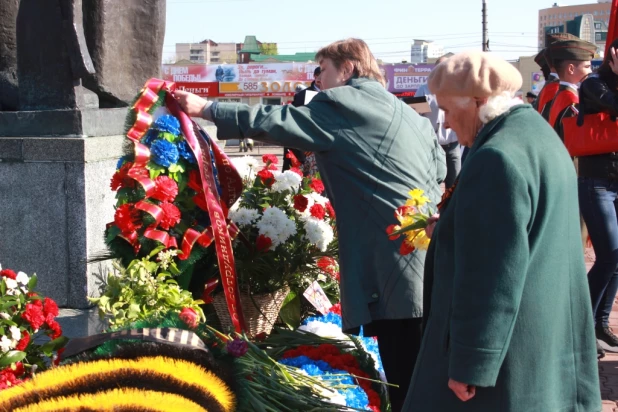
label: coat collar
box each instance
[346,77,378,87]
[466,104,529,160]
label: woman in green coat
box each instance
[176,39,446,410]
[403,51,601,411]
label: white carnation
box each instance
[271,171,302,193]
[9,326,20,342]
[229,207,260,227]
[0,336,12,353]
[299,320,350,341]
[5,278,20,295]
[16,272,30,286]
[0,313,10,320]
[303,218,334,252]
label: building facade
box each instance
[175,36,278,65]
[410,40,445,64]
[538,1,611,51]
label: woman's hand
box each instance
[425,214,440,239]
[174,90,212,119]
[609,47,618,76]
[448,379,476,402]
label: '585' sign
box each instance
[220,81,311,95]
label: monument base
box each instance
[0,133,124,308]
[0,108,126,137]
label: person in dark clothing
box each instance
[578,38,618,355]
[283,66,323,172]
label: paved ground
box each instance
[591,245,618,411]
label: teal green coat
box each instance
[404,105,601,411]
[212,77,446,331]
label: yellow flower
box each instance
[412,229,431,250]
[406,189,429,207]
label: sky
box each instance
[163,0,600,63]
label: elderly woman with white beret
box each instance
[403,51,601,411]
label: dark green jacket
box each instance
[404,105,601,411]
[212,77,446,331]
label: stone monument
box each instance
[0,0,166,308]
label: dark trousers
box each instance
[441,141,461,189]
[579,177,618,328]
[370,318,423,412]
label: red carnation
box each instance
[46,316,62,340]
[310,204,326,220]
[188,170,203,193]
[0,269,16,280]
[293,195,309,212]
[0,368,22,390]
[159,202,181,230]
[21,303,45,331]
[317,257,339,280]
[110,162,135,191]
[43,297,59,318]
[325,202,336,218]
[179,307,199,329]
[285,150,302,168]
[329,303,342,315]
[152,176,178,203]
[262,154,279,165]
[289,167,303,177]
[257,169,275,187]
[309,178,325,194]
[256,235,272,252]
[114,203,142,234]
[15,331,30,351]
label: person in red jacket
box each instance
[547,38,596,141]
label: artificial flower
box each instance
[15,272,29,286]
[46,317,62,340]
[153,114,181,135]
[114,204,142,234]
[110,162,135,191]
[159,202,181,230]
[150,139,179,168]
[152,176,179,203]
[177,140,196,164]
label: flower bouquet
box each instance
[208,152,339,335]
[0,265,67,390]
[386,188,433,255]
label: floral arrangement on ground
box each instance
[0,264,68,390]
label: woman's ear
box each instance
[343,61,355,81]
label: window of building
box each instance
[596,32,603,41]
[594,11,598,16]
[595,22,601,30]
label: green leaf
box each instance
[0,351,27,367]
[148,245,166,259]
[168,163,185,174]
[39,336,69,356]
[278,292,301,330]
[0,281,5,295]
[105,225,121,244]
[162,132,176,143]
[26,275,37,291]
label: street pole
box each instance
[482,0,489,51]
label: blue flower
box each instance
[142,129,160,146]
[150,139,179,168]
[178,140,197,164]
[153,115,181,135]
[116,156,127,170]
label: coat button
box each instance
[371,293,378,299]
